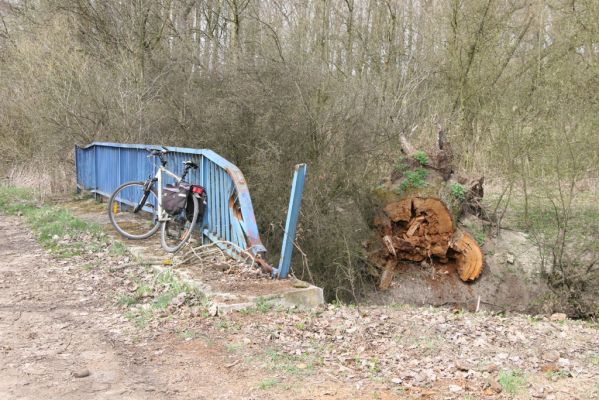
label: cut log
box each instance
[450,231,484,281]
[368,135,484,288]
[381,197,453,262]
[370,196,484,287]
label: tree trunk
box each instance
[367,134,484,289]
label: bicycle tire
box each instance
[108,181,160,240]
[160,193,199,253]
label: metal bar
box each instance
[117,148,121,194]
[212,160,217,235]
[274,164,308,279]
[113,194,156,213]
[224,178,231,242]
[93,145,98,201]
[220,169,226,241]
[74,146,80,193]
[203,230,244,261]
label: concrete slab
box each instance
[65,198,325,312]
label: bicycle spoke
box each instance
[108,182,160,240]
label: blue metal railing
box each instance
[273,164,307,278]
[75,142,266,258]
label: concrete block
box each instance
[266,285,325,308]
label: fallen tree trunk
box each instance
[367,132,484,289]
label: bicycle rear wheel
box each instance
[108,181,160,240]
[160,194,199,253]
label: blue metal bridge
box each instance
[75,142,306,278]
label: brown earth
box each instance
[0,214,375,399]
[1,213,599,399]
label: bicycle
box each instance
[107,146,206,253]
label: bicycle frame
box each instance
[153,164,184,222]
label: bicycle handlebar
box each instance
[146,147,168,157]
[145,147,197,171]
[146,147,169,166]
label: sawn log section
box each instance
[367,133,484,289]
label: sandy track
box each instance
[0,215,249,399]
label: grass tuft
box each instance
[258,378,279,390]
[498,370,526,395]
[0,186,127,259]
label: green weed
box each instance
[389,302,410,310]
[367,357,381,373]
[527,315,543,324]
[239,297,275,315]
[397,167,428,193]
[544,369,570,380]
[498,370,526,395]
[225,342,243,352]
[412,151,429,166]
[0,186,127,259]
[118,294,139,306]
[463,221,486,246]
[0,187,37,215]
[450,182,466,201]
[152,270,199,309]
[294,322,306,330]
[394,156,408,173]
[258,378,279,390]
[473,230,486,246]
[216,319,241,331]
[125,308,152,329]
[117,280,152,307]
[81,263,97,271]
[263,348,319,375]
[414,336,442,354]
[256,297,273,313]
[135,282,152,298]
[109,241,128,256]
[179,330,200,340]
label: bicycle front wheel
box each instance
[108,181,160,240]
[160,194,199,253]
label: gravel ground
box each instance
[1,213,598,399]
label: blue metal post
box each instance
[93,145,98,201]
[74,146,80,193]
[274,164,307,278]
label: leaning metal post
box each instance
[273,164,307,279]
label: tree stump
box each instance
[367,134,484,289]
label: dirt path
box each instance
[1,212,599,400]
[0,214,164,398]
[0,214,258,399]
[0,214,372,399]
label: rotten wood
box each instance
[368,132,485,289]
